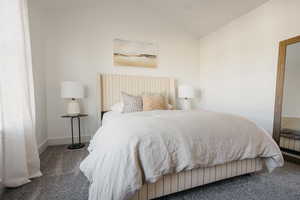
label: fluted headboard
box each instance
[98,74,176,112]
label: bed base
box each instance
[131,158,263,200]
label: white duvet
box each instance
[80,110,283,200]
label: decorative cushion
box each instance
[110,102,124,112]
[121,92,143,113]
[167,104,174,110]
[142,91,169,104]
[142,95,168,111]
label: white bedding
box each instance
[80,110,283,200]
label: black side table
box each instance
[61,114,88,149]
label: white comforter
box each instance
[80,110,283,200]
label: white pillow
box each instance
[110,102,124,112]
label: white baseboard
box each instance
[37,135,91,155]
[47,135,91,146]
[38,139,48,154]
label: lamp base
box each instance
[67,99,80,115]
[68,143,85,150]
[182,98,192,110]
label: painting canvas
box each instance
[113,39,158,68]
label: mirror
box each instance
[274,35,300,161]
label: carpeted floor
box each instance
[2,145,300,200]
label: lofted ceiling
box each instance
[31,0,270,38]
[141,0,270,38]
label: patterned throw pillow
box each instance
[121,92,143,113]
[142,95,167,111]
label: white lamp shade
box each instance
[178,85,194,99]
[61,81,84,99]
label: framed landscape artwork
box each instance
[113,39,158,68]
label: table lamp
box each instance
[61,81,84,115]
[178,85,194,110]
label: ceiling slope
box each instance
[141,0,270,38]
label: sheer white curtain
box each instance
[0,0,42,187]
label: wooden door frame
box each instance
[273,35,300,143]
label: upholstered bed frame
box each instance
[98,73,176,112]
[98,73,263,200]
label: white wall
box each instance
[28,0,200,143]
[198,0,300,133]
[28,1,48,149]
[282,42,300,118]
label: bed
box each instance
[80,74,284,200]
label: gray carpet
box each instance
[2,145,300,200]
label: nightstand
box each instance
[61,114,88,149]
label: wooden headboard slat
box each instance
[98,74,176,112]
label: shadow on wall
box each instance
[193,89,202,109]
